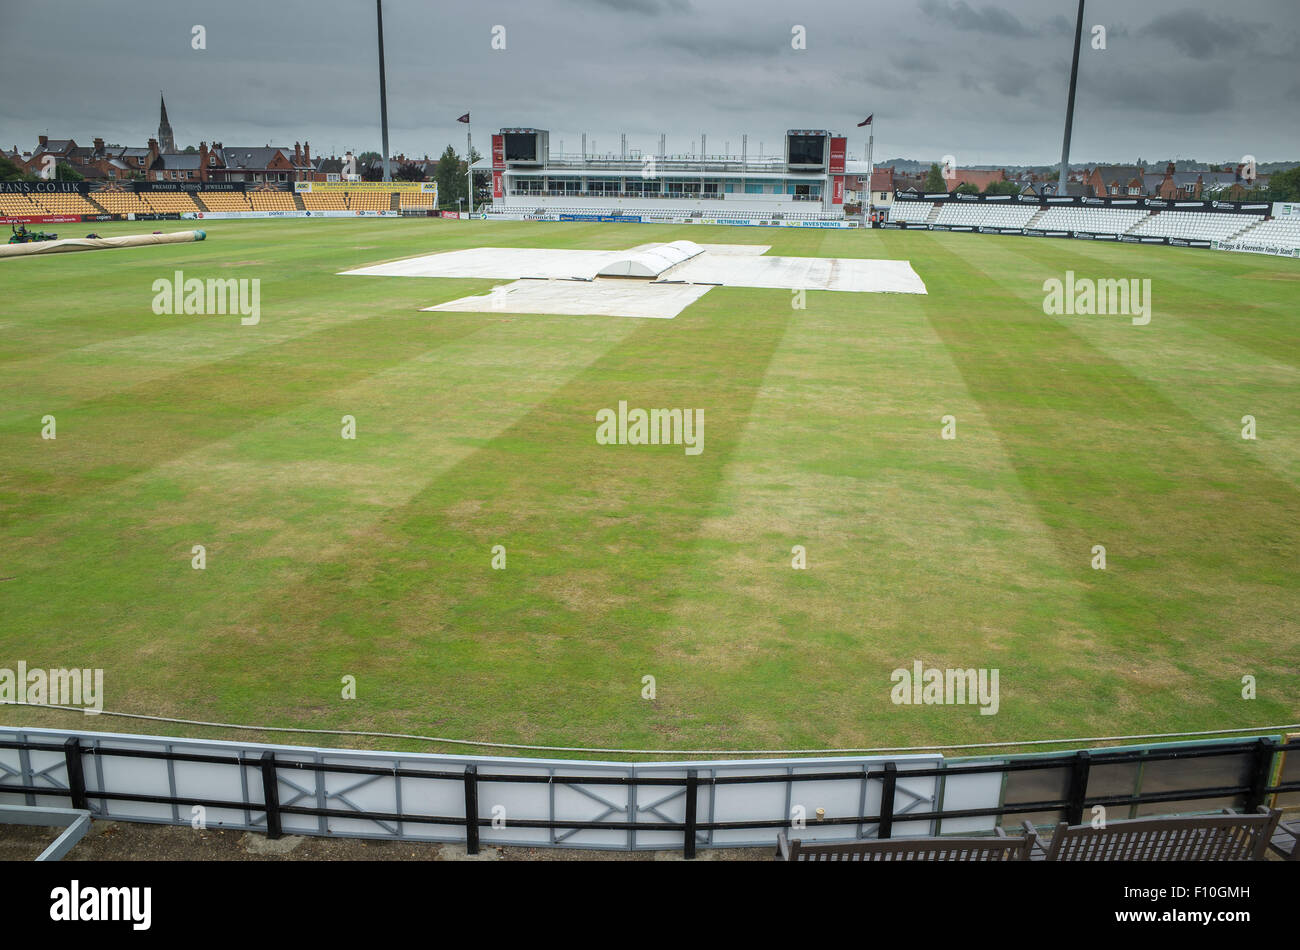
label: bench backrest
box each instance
[785,835,1031,862]
[1043,810,1279,861]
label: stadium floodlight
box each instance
[376,0,391,182]
[1058,0,1085,194]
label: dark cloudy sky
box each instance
[2,0,1296,166]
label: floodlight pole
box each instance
[1057,0,1085,194]
[466,117,473,215]
[376,0,391,182]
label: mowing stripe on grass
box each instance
[917,234,1298,728]
[147,283,794,751]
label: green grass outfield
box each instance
[1,217,1296,758]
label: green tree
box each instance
[924,162,947,192]
[393,161,425,182]
[54,162,84,181]
[0,155,36,182]
[983,180,1021,196]
[954,182,980,195]
[434,144,463,208]
[1265,165,1300,201]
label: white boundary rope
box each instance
[3,702,1296,758]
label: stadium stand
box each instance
[399,190,436,209]
[346,191,390,211]
[778,210,846,221]
[196,191,253,211]
[247,191,297,211]
[21,191,103,215]
[301,192,348,211]
[0,193,41,216]
[482,205,851,222]
[1032,206,1150,234]
[1129,210,1262,242]
[932,203,1040,228]
[89,191,154,216]
[140,192,201,213]
[888,202,934,224]
[1235,217,1300,251]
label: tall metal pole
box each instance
[376,0,391,182]
[1058,0,1085,194]
[466,117,473,214]
[866,126,875,218]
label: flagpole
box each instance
[866,124,874,220]
[466,117,473,215]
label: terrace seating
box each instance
[1129,210,1262,242]
[247,191,296,210]
[780,210,845,221]
[399,191,435,209]
[1234,218,1300,251]
[24,192,102,215]
[301,192,348,211]
[0,193,41,215]
[347,191,390,211]
[197,191,253,211]
[1023,807,1280,861]
[140,193,201,213]
[776,829,1034,862]
[887,202,934,224]
[1032,206,1150,233]
[89,191,154,216]
[932,203,1039,229]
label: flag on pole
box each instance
[858,114,873,127]
[457,113,470,123]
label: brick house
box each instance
[1084,165,1146,197]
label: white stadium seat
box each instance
[932,204,1039,228]
[888,202,934,223]
[1032,207,1150,233]
[1234,218,1300,251]
[1129,211,1262,241]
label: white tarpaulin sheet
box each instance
[422,278,712,319]
[655,254,927,294]
[695,244,771,255]
[341,240,706,281]
[341,242,928,319]
[595,239,702,277]
[341,247,625,280]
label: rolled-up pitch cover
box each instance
[0,229,206,258]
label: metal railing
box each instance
[1,730,1295,858]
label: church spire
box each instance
[158,93,175,154]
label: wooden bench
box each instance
[1023,807,1281,861]
[776,828,1034,862]
[1267,818,1299,861]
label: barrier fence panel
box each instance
[0,727,1294,856]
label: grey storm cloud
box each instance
[0,0,1295,166]
[920,0,1035,37]
[1138,10,1265,59]
[572,0,692,14]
